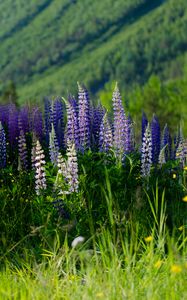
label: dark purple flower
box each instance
[31,107,43,141]
[151,115,160,164]
[19,106,30,135]
[0,121,6,168]
[91,104,105,149]
[52,98,64,148]
[8,103,19,147]
[142,112,148,142]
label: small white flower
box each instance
[71,236,85,248]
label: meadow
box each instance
[0,83,187,299]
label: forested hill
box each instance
[0,0,187,103]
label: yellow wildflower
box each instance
[178,225,184,231]
[96,293,104,298]
[182,196,187,202]
[183,166,187,171]
[144,236,153,242]
[172,173,176,179]
[154,260,162,269]
[171,264,182,273]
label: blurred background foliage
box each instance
[0,0,187,133]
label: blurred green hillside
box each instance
[0,0,187,104]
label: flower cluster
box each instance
[33,140,47,195]
[141,123,152,177]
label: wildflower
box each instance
[172,173,177,179]
[64,96,79,150]
[154,260,162,269]
[151,115,160,164]
[112,83,129,160]
[34,140,47,195]
[170,264,182,273]
[144,235,153,242]
[182,196,187,202]
[178,226,184,231]
[184,166,187,171]
[0,121,6,168]
[71,236,85,248]
[66,140,79,193]
[99,113,113,153]
[78,83,90,152]
[141,123,152,177]
[91,104,105,149]
[49,123,59,165]
[18,129,28,170]
[96,292,104,298]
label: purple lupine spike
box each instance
[99,113,113,153]
[64,96,79,150]
[44,97,52,145]
[142,112,148,142]
[0,104,9,128]
[52,98,64,148]
[66,139,79,193]
[18,129,28,170]
[151,115,160,164]
[49,123,59,165]
[31,107,43,141]
[34,140,47,195]
[112,83,129,160]
[91,104,105,149]
[8,103,19,147]
[161,124,172,162]
[0,121,6,168]
[141,123,152,177]
[78,83,90,152]
[19,106,30,135]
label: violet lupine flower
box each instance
[78,83,90,152]
[65,96,79,150]
[99,113,113,153]
[18,130,28,170]
[175,140,187,167]
[112,83,128,159]
[31,107,43,141]
[142,112,148,142]
[91,104,105,149]
[161,124,172,162]
[141,123,152,177]
[0,104,9,127]
[49,124,59,165]
[0,121,6,168]
[66,140,79,193]
[19,106,30,135]
[8,103,19,147]
[44,97,52,145]
[34,140,47,195]
[151,115,160,164]
[52,98,64,148]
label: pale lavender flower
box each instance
[78,83,90,152]
[49,124,59,165]
[65,96,79,150]
[99,113,113,153]
[66,140,79,193]
[34,140,47,195]
[112,83,129,160]
[141,123,152,177]
[18,130,28,170]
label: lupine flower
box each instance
[161,124,172,162]
[99,113,113,153]
[64,96,79,150]
[78,83,90,152]
[151,115,160,163]
[112,83,129,160]
[176,140,187,167]
[8,103,19,147]
[54,152,69,195]
[91,104,105,149]
[31,107,43,141]
[49,123,59,165]
[44,97,52,145]
[142,112,148,142]
[66,139,79,193]
[0,121,6,168]
[141,123,152,177]
[34,140,47,195]
[19,106,30,135]
[18,130,28,170]
[52,98,64,148]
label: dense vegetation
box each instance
[0,0,187,102]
